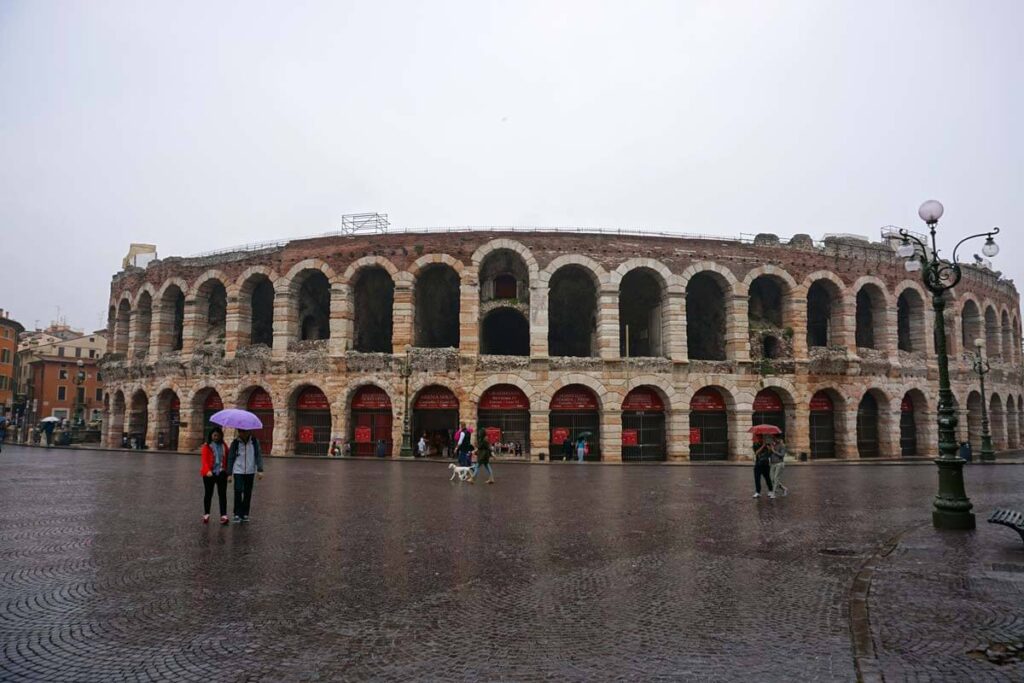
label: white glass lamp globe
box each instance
[897,241,915,258]
[918,200,944,224]
[982,236,999,258]
[904,259,922,272]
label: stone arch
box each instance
[894,283,928,353]
[408,253,466,279]
[960,295,983,353]
[990,392,1006,449]
[154,278,188,353]
[230,265,282,298]
[801,271,847,349]
[1005,394,1019,449]
[287,266,333,342]
[852,277,891,351]
[126,387,149,447]
[341,255,401,285]
[108,389,126,447]
[236,268,279,349]
[617,265,670,358]
[282,258,338,285]
[548,263,601,357]
[349,264,396,353]
[856,387,893,457]
[191,271,230,350]
[745,266,799,361]
[619,375,680,413]
[984,303,1001,360]
[541,254,608,285]
[471,239,540,282]
[468,375,540,407]
[539,374,611,409]
[683,266,734,361]
[411,262,461,348]
[480,307,529,356]
[610,258,674,289]
[342,378,400,413]
[113,297,132,355]
[899,387,931,457]
[1000,308,1013,364]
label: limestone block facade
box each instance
[99,230,1024,461]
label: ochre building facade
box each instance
[99,230,1024,461]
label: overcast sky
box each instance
[1,0,1021,332]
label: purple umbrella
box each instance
[209,408,263,430]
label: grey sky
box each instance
[1,0,1021,332]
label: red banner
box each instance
[690,389,726,412]
[296,387,330,411]
[901,396,913,413]
[414,386,458,410]
[204,392,224,410]
[247,388,273,410]
[298,426,315,443]
[622,387,664,412]
[485,427,502,444]
[354,425,372,443]
[479,385,530,410]
[809,391,833,412]
[550,386,598,411]
[551,427,570,444]
[352,385,392,410]
[753,390,783,412]
[621,429,638,446]
[689,427,701,444]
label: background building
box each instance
[0,309,26,414]
[99,227,1022,460]
[18,330,107,429]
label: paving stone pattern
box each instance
[1,446,1023,681]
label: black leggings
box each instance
[202,473,228,516]
[754,461,773,494]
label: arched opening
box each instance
[294,386,331,456]
[1006,395,1018,449]
[549,266,597,357]
[686,272,727,360]
[244,387,274,454]
[856,392,881,457]
[155,389,180,450]
[990,394,1006,450]
[762,335,783,359]
[899,392,920,456]
[239,275,275,349]
[132,292,152,359]
[353,267,395,352]
[549,384,601,461]
[752,388,786,439]
[110,390,126,448]
[294,271,331,341]
[621,386,666,462]
[985,306,1000,360]
[115,299,131,355]
[855,284,886,350]
[961,300,982,352]
[619,269,665,358]
[966,391,983,452]
[414,265,460,348]
[807,280,841,348]
[897,289,926,353]
[1001,311,1012,363]
[157,285,185,352]
[195,279,227,349]
[350,385,392,457]
[809,390,836,459]
[191,388,224,443]
[413,385,459,458]
[480,308,530,356]
[127,390,148,449]
[477,384,530,458]
[480,249,529,304]
[689,387,729,461]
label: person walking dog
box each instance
[470,432,496,484]
[200,427,230,524]
[752,437,774,499]
[770,436,789,496]
[227,429,264,522]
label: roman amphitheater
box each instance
[100,227,1023,462]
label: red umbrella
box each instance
[748,424,782,435]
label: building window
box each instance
[95,388,103,401]
[59,368,68,380]
[58,347,65,357]
[75,347,82,358]
[89,349,95,358]
[76,387,85,404]
[57,386,67,401]
[91,409,102,421]
[52,408,68,420]
[97,372,103,382]
[0,376,6,390]
[89,337,95,342]
[0,349,9,363]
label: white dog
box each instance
[448,463,475,482]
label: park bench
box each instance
[987,508,1024,544]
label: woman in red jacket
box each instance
[200,427,230,524]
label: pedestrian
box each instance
[329,439,341,457]
[770,436,789,496]
[561,437,572,462]
[958,440,972,463]
[375,438,387,458]
[456,422,473,466]
[471,432,495,484]
[576,436,587,463]
[0,414,7,453]
[753,437,774,499]
[41,420,56,447]
[227,429,264,523]
[200,427,230,525]
[417,433,427,458]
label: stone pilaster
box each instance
[530,285,548,358]
[727,294,750,362]
[597,286,619,360]
[224,294,242,360]
[601,408,622,462]
[272,288,294,360]
[667,408,689,461]
[530,409,549,460]
[328,284,347,356]
[392,280,413,353]
[665,289,687,362]
[459,276,480,357]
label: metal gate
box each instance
[689,388,728,461]
[857,394,880,458]
[809,391,836,459]
[900,397,917,456]
[413,386,459,458]
[295,386,331,456]
[621,411,665,462]
[167,407,180,450]
[202,391,223,442]
[549,385,601,461]
[247,388,274,454]
[478,384,532,457]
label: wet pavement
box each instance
[1,445,1023,681]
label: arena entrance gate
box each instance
[809,391,836,459]
[477,384,530,457]
[247,388,274,454]
[351,385,393,457]
[689,388,728,461]
[621,386,665,462]
[202,391,223,441]
[857,393,881,458]
[899,394,917,457]
[549,385,601,461]
[295,386,331,456]
[752,389,785,440]
[413,386,459,458]
[165,396,180,450]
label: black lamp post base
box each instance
[932,508,976,530]
[932,458,976,530]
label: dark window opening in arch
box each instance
[619,269,664,357]
[855,289,877,349]
[134,293,152,358]
[897,294,912,352]
[481,308,529,356]
[251,278,275,347]
[115,300,131,354]
[480,249,529,305]
[857,393,880,457]
[171,290,185,351]
[686,273,726,360]
[807,281,835,348]
[748,276,784,328]
[985,307,1000,359]
[414,265,460,348]
[762,335,783,359]
[549,266,597,357]
[200,282,227,344]
[962,300,981,351]
[900,394,918,456]
[354,267,395,352]
[298,271,331,341]
[494,274,517,299]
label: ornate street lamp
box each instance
[73,359,87,426]
[399,345,413,457]
[972,338,995,463]
[897,199,1000,530]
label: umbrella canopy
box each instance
[209,408,263,430]
[576,431,594,440]
[40,416,62,423]
[748,424,782,435]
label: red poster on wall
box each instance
[485,427,502,444]
[354,425,372,443]
[551,427,570,444]
[298,426,315,444]
[689,427,702,444]
[621,429,638,446]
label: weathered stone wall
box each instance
[101,231,1024,460]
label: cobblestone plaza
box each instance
[2,446,1023,681]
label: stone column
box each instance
[530,409,549,460]
[180,298,199,357]
[460,275,480,357]
[789,291,808,360]
[667,407,689,461]
[878,406,900,458]
[791,405,811,460]
[665,289,687,362]
[530,285,549,358]
[883,302,900,366]
[328,284,347,356]
[727,294,751,363]
[731,403,753,460]
[273,406,292,457]
[335,283,353,352]
[145,398,160,451]
[840,294,859,356]
[107,403,125,448]
[272,287,294,360]
[224,294,242,360]
[837,406,858,459]
[392,279,413,353]
[597,286,619,360]
[602,408,622,462]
